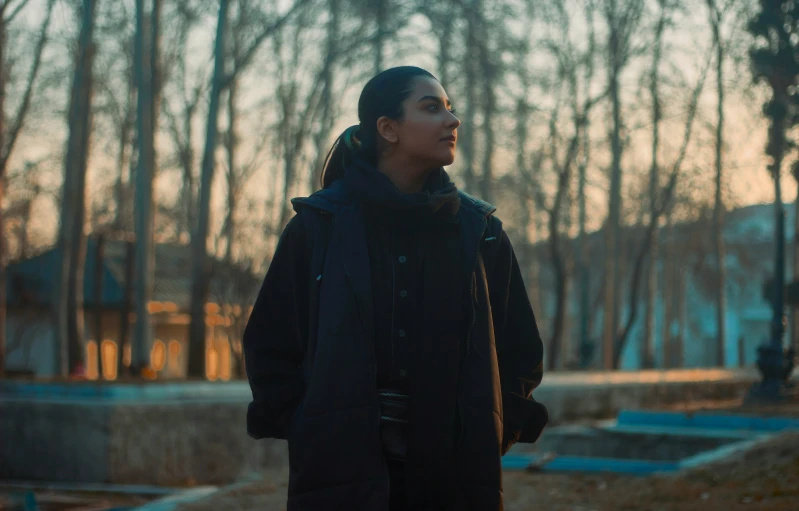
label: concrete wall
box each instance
[0,368,760,486]
[0,397,287,486]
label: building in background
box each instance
[4,237,260,380]
[527,203,796,370]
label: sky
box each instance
[5,0,796,258]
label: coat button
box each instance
[398,329,406,338]
[398,255,407,263]
[400,290,408,298]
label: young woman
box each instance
[244,66,548,511]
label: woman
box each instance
[244,66,548,511]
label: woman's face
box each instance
[381,77,461,168]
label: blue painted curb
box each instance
[617,409,799,431]
[0,381,252,401]
[502,409,799,474]
[501,454,679,474]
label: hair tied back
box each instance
[343,125,362,151]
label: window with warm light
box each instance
[101,340,118,380]
[206,348,219,381]
[167,340,181,374]
[151,340,166,371]
[85,341,99,380]
[219,340,231,381]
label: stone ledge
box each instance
[0,368,761,486]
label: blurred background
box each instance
[0,0,795,383]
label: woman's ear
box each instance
[376,116,399,144]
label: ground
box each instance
[0,490,153,510]
[4,398,798,511]
[170,430,799,511]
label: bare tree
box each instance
[221,0,275,262]
[374,0,387,72]
[131,0,162,375]
[417,1,455,88]
[309,0,342,193]
[161,2,209,242]
[600,0,643,369]
[477,9,497,204]
[0,0,54,377]
[460,0,480,194]
[515,0,604,369]
[187,0,230,379]
[706,0,730,367]
[89,0,138,235]
[574,0,598,368]
[54,0,99,376]
[188,0,311,378]
[612,54,711,368]
[642,0,669,369]
[6,159,47,260]
[273,17,329,234]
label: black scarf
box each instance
[344,159,467,509]
[343,158,461,230]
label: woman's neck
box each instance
[377,155,430,194]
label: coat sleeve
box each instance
[488,230,549,454]
[243,214,309,440]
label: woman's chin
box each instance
[438,153,456,167]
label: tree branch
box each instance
[2,0,54,166]
[612,48,712,367]
[3,0,31,23]
[222,0,312,90]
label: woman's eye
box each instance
[427,104,439,111]
[449,108,457,114]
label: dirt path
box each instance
[169,431,799,511]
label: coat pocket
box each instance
[287,406,384,497]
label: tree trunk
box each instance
[602,27,623,370]
[478,29,495,203]
[794,162,799,354]
[0,12,5,378]
[600,0,642,369]
[644,2,666,369]
[708,0,727,367]
[132,0,160,375]
[114,83,134,232]
[577,128,591,368]
[188,0,229,379]
[224,68,237,263]
[93,235,105,378]
[182,111,195,237]
[310,0,339,193]
[461,0,479,194]
[117,240,134,377]
[676,267,687,367]
[55,0,98,377]
[374,0,386,73]
[662,212,674,368]
[577,1,597,370]
[0,0,55,376]
[436,10,452,88]
[20,194,33,259]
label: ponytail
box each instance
[321,125,367,189]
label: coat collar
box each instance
[292,181,495,219]
[290,182,496,334]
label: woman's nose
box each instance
[448,112,461,129]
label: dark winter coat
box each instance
[243,178,548,511]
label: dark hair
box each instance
[320,66,437,189]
